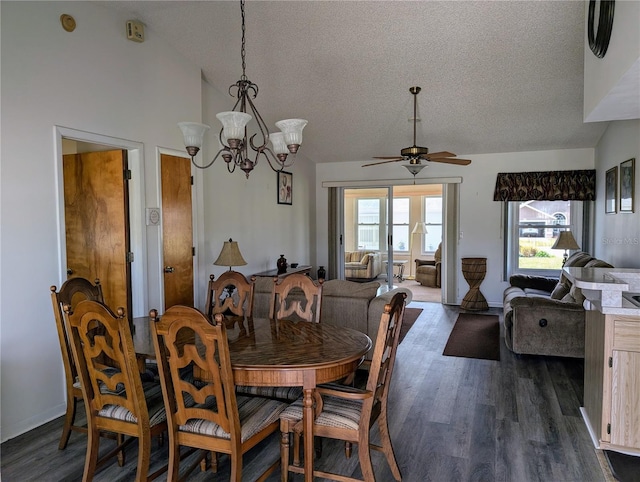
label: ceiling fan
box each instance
[363,86,471,176]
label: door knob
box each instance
[67,268,74,276]
[164,266,175,273]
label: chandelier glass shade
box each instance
[178,0,307,178]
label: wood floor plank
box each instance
[1,302,607,481]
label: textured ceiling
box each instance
[102,1,610,165]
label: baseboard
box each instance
[1,402,66,443]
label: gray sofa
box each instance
[503,251,613,358]
[253,277,412,358]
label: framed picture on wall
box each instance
[605,166,617,214]
[619,158,635,213]
[277,171,292,205]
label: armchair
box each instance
[415,243,441,287]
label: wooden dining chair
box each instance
[64,300,168,481]
[205,271,255,319]
[279,291,407,482]
[150,306,288,482]
[50,278,114,450]
[269,273,324,323]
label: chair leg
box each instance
[117,434,126,466]
[167,435,180,481]
[377,410,401,481]
[357,436,375,482]
[345,441,352,458]
[229,450,242,482]
[280,429,290,482]
[83,427,101,482]
[58,393,78,450]
[136,430,151,482]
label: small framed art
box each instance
[277,171,292,205]
[619,158,635,213]
[605,166,617,214]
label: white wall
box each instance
[316,148,595,307]
[0,1,316,442]
[593,119,640,266]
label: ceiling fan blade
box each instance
[362,158,405,167]
[373,156,404,160]
[426,151,456,159]
[429,157,472,165]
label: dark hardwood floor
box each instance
[1,302,609,481]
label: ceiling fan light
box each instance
[404,164,426,176]
[275,119,308,148]
[216,111,252,141]
[178,122,210,150]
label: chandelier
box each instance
[178,0,307,178]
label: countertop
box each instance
[563,267,640,315]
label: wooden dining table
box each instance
[132,314,372,482]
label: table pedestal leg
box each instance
[303,372,316,482]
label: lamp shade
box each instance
[275,119,308,146]
[178,122,210,149]
[551,231,580,250]
[268,132,289,155]
[216,112,252,141]
[412,222,428,234]
[214,238,247,268]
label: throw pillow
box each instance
[550,282,571,300]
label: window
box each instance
[392,198,409,251]
[356,198,380,250]
[507,200,583,275]
[423,196,443,252]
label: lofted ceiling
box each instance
[101,1,613,166]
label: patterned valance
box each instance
[493,170,596,201]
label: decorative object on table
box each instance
[409,222,428,279]
[317,266,326,280]
[551,230,580,266]
[177,0,307,178]
[277,171,293,205]
[214,238,247,270]
[290,263,298,269]
[605,166,617,214]
[619,158,635,213]
[460,257,489,311]
[277,254,288,274]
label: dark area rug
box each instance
[399,308,423,344]
[443,313,500,360]
[605,450,640,482]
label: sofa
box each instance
[503,251,613,358]
[344,251,383,282]
[415,243,442,287]
[252,277,412,358]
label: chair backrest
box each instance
[151,306,240,439]
[363,291,407,423]
[64,300,150,428]
[204,271,255,319]
[51,278,105,390]
[269,273,324,323]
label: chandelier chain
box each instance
[240,0,247,81]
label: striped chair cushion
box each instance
[179,395,287,442]
[235,385,303,402]
[98,382,167,427]
[280,395,363,431]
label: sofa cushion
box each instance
[323,280,380,299]
[564,251,595,268]
[360,253,371,264]
[584,259,614,269]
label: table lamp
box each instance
[551,231,580,266]
[409,222,428,279]
[214,238,247,270]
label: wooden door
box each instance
[161,154,194,309]
[63,150,131,316]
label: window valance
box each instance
[493,169,596,201]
